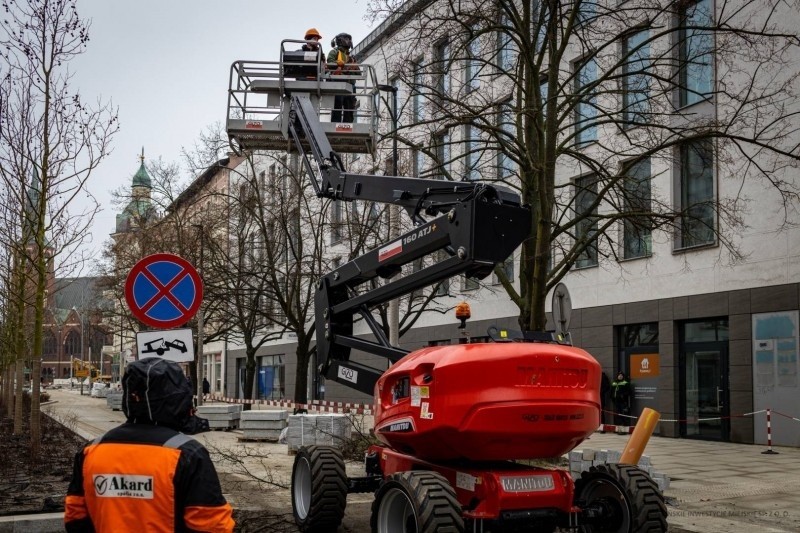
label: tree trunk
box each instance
[294,350,309,405]
[244,348,256,402]
[13,360,24,435]
[4,364,14,419]
[30,359,41,456]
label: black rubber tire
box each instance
[291,445,348,532]
[371,471,464,533]
[574,464,667,533]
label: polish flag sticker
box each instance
[378,241,402,262]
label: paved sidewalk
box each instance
[40,389,800,532]
[579,432,800,532]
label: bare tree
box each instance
[0,0,117,454]
[366,0,800,330]
[101,152,234,401]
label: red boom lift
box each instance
[226,40,667,533]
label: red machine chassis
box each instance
[370,444,580,526]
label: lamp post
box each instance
[192,223,206,407]
[376,84,399,177]
[376,83,400,347]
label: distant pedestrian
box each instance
[611,371,632,425]
[203,377,211,401]
[64,358,234,532]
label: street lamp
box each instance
[376,84,399,177]
[192,223,206,406]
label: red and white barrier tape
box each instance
[208,395,374,414]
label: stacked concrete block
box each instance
[240,409,288,441]
[651,472,670,492]
[286,414,352,451]
[565,448,669,493]
[106,391,123,411]
[196,404,242,430]
[605,449,622,464]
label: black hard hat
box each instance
[335,33,353,50]
[122,357,193,429]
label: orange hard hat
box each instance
[304,28,322,40]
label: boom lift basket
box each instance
[226,40,379,155]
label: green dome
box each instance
[132,161,152,189]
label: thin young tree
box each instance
[366,0,800,330]
[0,0,118,454]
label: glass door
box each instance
[682,342,729,440]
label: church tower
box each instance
[114,148,155,235]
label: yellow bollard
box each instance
[619,407,661,465]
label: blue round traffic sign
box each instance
[124,253,203,328]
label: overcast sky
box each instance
[71,0,375,260]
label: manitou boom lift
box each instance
[226,40,667,533]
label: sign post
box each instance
[124,253,203,368]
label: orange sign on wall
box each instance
[630,353,660,379]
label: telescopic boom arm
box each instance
[287,94,531,395]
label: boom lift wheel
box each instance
[371,471,464,533]
[291,446,348,532]
[574,464,667,533]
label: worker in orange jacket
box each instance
[64,358,234,532]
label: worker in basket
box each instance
[327,32,359,123]
[302,27,322,52]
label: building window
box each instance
[64,330,81,357]
[497,103,515,179]
[679,141,715,248]
[43,332,58,357]
[622,158,652,259]
[492,254,515,285]
[434,250,450,296]
[622,28,650,125]
[330,200,342,244]
[412,59,423,123]
[539,76,549,119]
[428,339,452,346]
[411,258,424,300]
[577,0,597,26]
[575,175,598,268]
[683,319,729,342]
[535,3,548,53]
[367,202,382,223]
[434,39,450,98]
[412,149,424,178]
[434,130,450,180]
[464,124,479,181]
[679,0,713,107]
[496,13,517,72]
[465,23,481,92]
[257,355,285,400]
[575,56,598,145]
[463,275,479,291]
[620,323,659,347]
